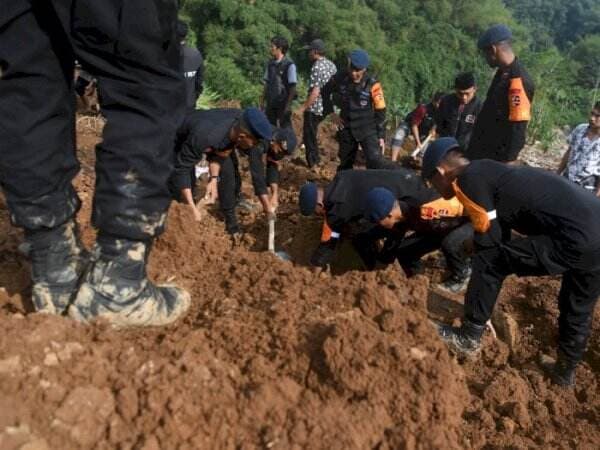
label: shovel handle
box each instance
[268,218,275,252]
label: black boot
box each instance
[69,236,190,327]
[540,351,577,387]
[435,318,486,357]
[25,220,88,315]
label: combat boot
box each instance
[69,236,190,328]
[25,220,88,315]
[435,318,486,357]
[540,351,577,387]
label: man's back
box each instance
[325,169,436,229]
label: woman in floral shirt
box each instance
[558,102,600,195]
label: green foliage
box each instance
[182,0,599,146]
[195,85,221,110]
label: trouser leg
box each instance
[0,2,80,230]
[337,128,358,171]
[53,0,185,241]
[465,236,566,325]
[360,134,398,170]
[395,233,442,276]
[556,268,600,363]
[217,156,239,234]
[441,223,474,277]
[303,111,323,167]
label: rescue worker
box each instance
[329,49,398,171]
[299,168,433,267]
[422,137,600,387]
[390,92,444,162]
[261,36,297,128]
[0,0,189,327]
[296,39,337,168]
[362,187,474,293]
[169,108,276,239]
[177,20,204,112]
[466,24,535,163]
[436,72,483,151]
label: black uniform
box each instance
[323,169,435,233]
[181,44,204,112]
[454,160,600,363]
[436,94,483,150]
[466,59,534,162]
[331,72,397,171]
[171,109,269,234]
[264,57,296,128]
[0,0,184,241]
[372,203,473,277]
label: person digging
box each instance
[298,168,467,274]
[170,108,282,242]
[422,137,600,387]
[360,187,474,293]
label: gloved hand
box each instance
[310,239,339,267]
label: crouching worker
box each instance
[298,168,436,267]
[361,188,473,293]
[422,137,600,386]
[169,108,275,239]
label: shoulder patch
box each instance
[508,77,531,122]
[371,82,386,110]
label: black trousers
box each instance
[337,129,397,171]
[0,0,184,240]
[266,104,291,128]
[396,223,473,277]
[466,236,600,363]
[217,152,242,235]
[303,111,324,168]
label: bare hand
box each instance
[190,205,203,222]
[204,179,218,204]
[379,138,385,154]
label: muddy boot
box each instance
[69,237,190,328]
[540,351,577,387]
[25,220,88,315]
[435,318,485,357]
[437,273,470,295]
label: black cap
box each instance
[302,39,326,53]
[478,24,512,49]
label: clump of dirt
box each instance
[0,118,598,449]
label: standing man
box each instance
[557,102,600,194]
[466,24,535,163]
[422,138,600,387]
[330,49,398,171]
[297,39,337,168]
[169,108,275,238]
[391,92,444,162]
[0,0,189,327]
[178,20,204,112]
[436,73,483,151]
[262,36,297,128]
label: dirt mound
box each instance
[0,119,598,449]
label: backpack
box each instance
[266,57,294,106]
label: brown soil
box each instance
[0,119,598,449]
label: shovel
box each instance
[411,134,433,159]
[268,217,291,261]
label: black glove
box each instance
[310,239,339,267]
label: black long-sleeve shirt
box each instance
[324,168,436,233]
[453,160,600,266]
[466,58,534,162]
[171,109,269,196]
[436,94,483,151]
